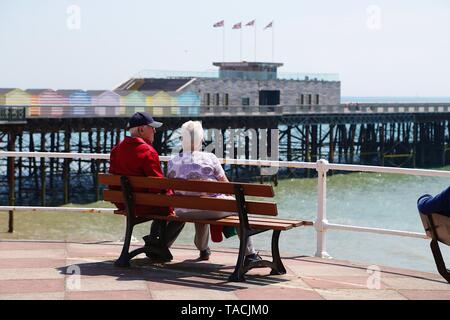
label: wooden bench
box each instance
[99,173,313,282]
[420,212,450,283]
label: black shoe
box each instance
[199,248,211,261]
[143,235,172,262]
[244,253,262,267]
[146,252,172,263]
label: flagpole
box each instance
[240,27,242,61]
[272,21,275,62]
[223,25,225,62]
[254,21,257,61]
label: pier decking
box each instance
[0,240,448,300]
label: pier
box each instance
[1,103,450,206]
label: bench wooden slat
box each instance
[99,174,274,197]
[104,190,278,216]
[112,210,311,231]
[136,215,303,231]
[220,215,313,227]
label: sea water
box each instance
[1,168,449,273]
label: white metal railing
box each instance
[0,151,444,258]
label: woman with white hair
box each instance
[168,120,260,263]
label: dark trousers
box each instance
[144,220,185,248]
[417,186,450,217]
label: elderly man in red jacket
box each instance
[109,112,185,261]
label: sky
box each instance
[0,0,449,96]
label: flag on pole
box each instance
[245,20,255,27]
[232,22,242,29]
[213,20,224,27]
[264,21,273,30]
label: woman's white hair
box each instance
[181,120,204,152]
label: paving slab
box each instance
[0,258,66,269]
[397,290,450,300]
[381,277,450,291]
[66,277,148,292]
[66,290,152,300]
[0,241,66,250]
[0,268,64,280]
[234,287,323,300]
[0,240,448,300]
[0,279,65,294]
[0,249,66,259]
[150,288,239,300]
[0,292,65,300]
[301,276,389,290]
[315,288,408,300]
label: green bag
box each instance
[222,226,238,238]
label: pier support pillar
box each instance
[40,132,46,206]
[18,133,23,201]
[7,131,16,233]
[328,125,335,164]
[63,131,71,204]
[379,124,385,166]
[95,128,101,201]
[287,125,293,178]
[305,125,310,177]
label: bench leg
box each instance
[115,217,134,268]
[229,235,248,282]
[430,239,450,283]
[270,230,287,275]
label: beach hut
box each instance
[116,90,147,116]
[25,89,43,116]
[3,88,32,117]
[115,90,128,116]
[142,90,158,114]
[0,88,15,105]
[58,90,92,116]
[125,90,147,114]
[4,88,31,106]
[26,89,67,117]
[89,90,121,117]
[176,90,200,116]
[152,91,175,116]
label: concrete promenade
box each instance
[0,240,449,300]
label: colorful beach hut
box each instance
[57,90,92,116]
[4,88,31,106]
[0,88,15,105]
[89,90,121,117]
[176,90,200,115]
[152,91,175,116]
[116,90,147,116]
[26,89,67,117]
[141,90,158,115]
[3,88,32,117]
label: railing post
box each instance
[315,159,331,258]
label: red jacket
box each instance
[109,136,174,217]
